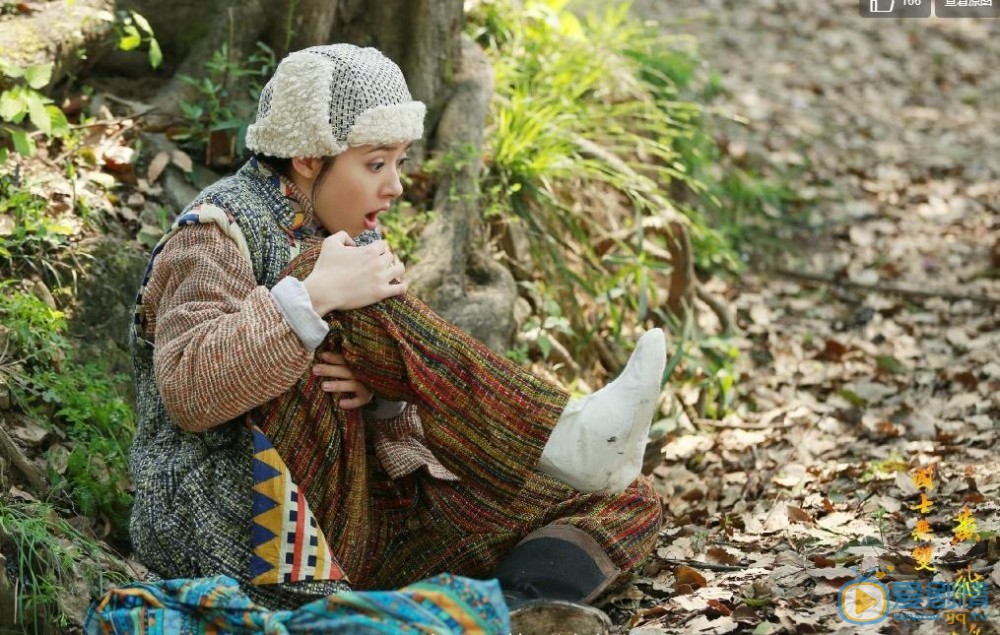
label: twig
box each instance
[48,113,148,167]
[696,285,736,335]
[696,417,802,430]
[765,266,1000,306]
[66,107,160,130]
[659,558,749,572]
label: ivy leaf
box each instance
[0,89,26,122]
[45,105,70,137]
[131,11,154,36]
[119,25,142,51]
[537,333,552,360]
[148,38,163,69]
[23,63,52,90]
[27,93,51,134]
[0,58,23,79]
[8,127,34,156]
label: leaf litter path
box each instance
[609,1,1000,633]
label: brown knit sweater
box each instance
[143,223,314,432]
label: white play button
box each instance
[839,580,888,625]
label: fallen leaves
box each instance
[620,0,999,631]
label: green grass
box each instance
[0,285,135,541]
[467,0,788,412]
[0,500,129,633]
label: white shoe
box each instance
[538,328,667,493]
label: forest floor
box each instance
[611,1,1000,633]
[2,1,998,633]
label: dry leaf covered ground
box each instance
[612,1,1000,633]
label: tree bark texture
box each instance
[0,0,114,89]
[100,0,518,349]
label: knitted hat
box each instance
[246,44,426,158]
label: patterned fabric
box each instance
[129,158,352,607]
[371,407,459,481]
[249,242,664,590]
[250,425,345,585]
[84,574,509,635]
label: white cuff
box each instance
[364,398,408,420]
[271,276,329,351]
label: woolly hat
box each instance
[245,44,426,158]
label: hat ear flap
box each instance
[246,52,345,158]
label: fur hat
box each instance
[246,44,426,158]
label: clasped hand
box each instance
[303,231,408,315]
[313,350,373,409]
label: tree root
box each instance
[0,417,48,494]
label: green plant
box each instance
[0,286,136,540]
[176,41,276,165]
[465,0,796,416]
[379,200,436,265]
[26,365,134,528]
[520,296,574,363]
[470,0,704,337]
[0,500,129,633]
[97,9,163,70]
[0,172,75,282]
[0,282,69,368]
[0,59,70,159]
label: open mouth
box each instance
[364,211,380,229]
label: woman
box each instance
[128,43,665,627]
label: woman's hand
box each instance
[313,350,374,409]
[303,231,407,315]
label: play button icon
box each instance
[855,588,877,614]
[839,580,888,625]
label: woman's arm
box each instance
[145,224,317,432]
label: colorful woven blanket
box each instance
[84,573,509,634]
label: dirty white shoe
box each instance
[537,328,666,493]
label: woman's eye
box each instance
[397,156,409,167]
[370,162,384,172]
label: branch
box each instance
[658,558,749,573]
[766,266,1000,306]
[696,285,736,336]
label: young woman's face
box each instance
[293,142,411,237]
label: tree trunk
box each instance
[100,0,518,350]
[406,35,518,352]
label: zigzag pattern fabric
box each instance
[254,241,663,589]
[249,425,345,585]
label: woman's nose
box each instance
[383,171,404,199]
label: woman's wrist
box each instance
[303,275,337,315]
[272,277,330,350]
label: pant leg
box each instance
[270,244,660,592]
[280,243,570,499]
[257,244,569,586]
[365,472,662,590]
